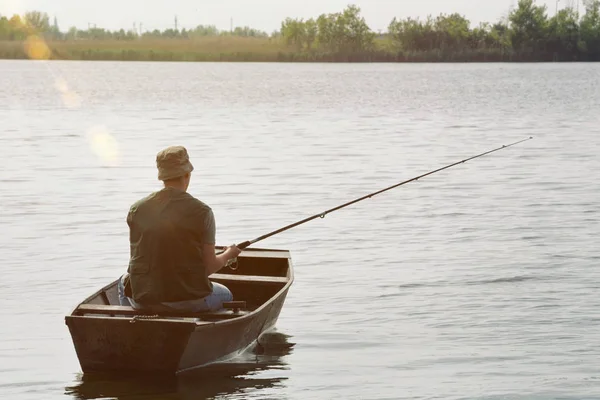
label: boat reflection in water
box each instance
[65,330,295,400]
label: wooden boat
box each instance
[65,247,293,375]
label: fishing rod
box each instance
[228,136,533,255]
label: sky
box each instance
[0,0,582,33]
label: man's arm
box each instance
[200,208,241,276]
[203,244,241,275]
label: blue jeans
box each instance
[117,274,233,312]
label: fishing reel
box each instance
[225,256,239,271]
[218,244,240,271]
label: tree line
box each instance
[1,1,600,62]
[278,1,600,61]
[386,0,600,61]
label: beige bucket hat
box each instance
[156,145,194,181]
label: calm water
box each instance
[1,60,599,400]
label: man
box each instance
[117,145,241,312]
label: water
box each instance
[1,60,599,400]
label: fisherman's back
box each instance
[126,186,215,305]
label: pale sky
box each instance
[0,0,579,33]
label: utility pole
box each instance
[140,23,143,35]
[230,17,233,33]
[175,15,178,31]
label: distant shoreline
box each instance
[0,38,592,63]
[3,3,600,63]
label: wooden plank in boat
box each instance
[104,288,120,306]
[75,304,250,320]
[238,250,291,259]
[210,273,288,284]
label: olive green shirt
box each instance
[126,186,216,304]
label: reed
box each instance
[0,37,290,61]
[0,37,556,63]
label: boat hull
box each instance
[65,247,293,375]
[178,287,289,372]
[65,316,196,374]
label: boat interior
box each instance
[71,248,292,323]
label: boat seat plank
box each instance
[76,304,249,320]
[236,251,290,259]
[210,273,288,284]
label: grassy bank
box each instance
[0,37,290,61]
[0,37,553,62]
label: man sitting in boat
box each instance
[117,145,242,312]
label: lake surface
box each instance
[1,60,599,400]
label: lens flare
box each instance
[19,29,120,168]
[54,78,82,109]
[87,126,120,167]
[24,35,51,60]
